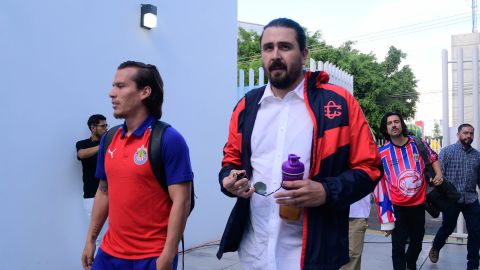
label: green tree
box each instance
[237,27,262,84]
[237,28,419,137]
[309,44,418,136]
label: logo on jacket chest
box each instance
[133,145,148,165]
[324,100,342,119]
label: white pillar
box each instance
[456,48,466,236]
[442,49,450,146]
[457,48,465,125]
[473,47,479,149]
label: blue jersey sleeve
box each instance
[161,127,194,185]
[95,134,107,181]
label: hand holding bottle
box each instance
[275,180,327,207]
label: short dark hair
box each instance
[117,61,164,119]
[458,123,474,132]
[87,114,106,130]
[260,18,307,51]
[380,111,409,141]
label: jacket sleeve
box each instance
[373,173,395,230]
[218,99,245,197]
[321,91,383,207]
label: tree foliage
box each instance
[238,28,263,84]
[237,27,419,137]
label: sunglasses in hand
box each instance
[233,171,282,197]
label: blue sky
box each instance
[238,0,474,135]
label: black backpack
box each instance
[102,120,195,269]
[102,120,195,212]
[414,136,460,214]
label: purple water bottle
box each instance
[279,154,304,221]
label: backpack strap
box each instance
[148,121,171,193]
[413,136,436,179]
[102,125,122,167]
[149,121,193,270]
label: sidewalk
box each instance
[183,230,469,270]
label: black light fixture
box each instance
[141,4,157,29]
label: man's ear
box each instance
[140,86,152,100]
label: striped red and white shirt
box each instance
[373,136,437,228]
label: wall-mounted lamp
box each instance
[141,4,157,29]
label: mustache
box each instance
[268,60,286,71]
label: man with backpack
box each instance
[81,61,194,270]
[374,111,443,270]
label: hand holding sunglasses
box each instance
[221,170,255,198]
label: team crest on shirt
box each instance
[413,154,419,161]
[133,145,148,165]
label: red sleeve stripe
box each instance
[344,91,382,181]
[321,126,351,160]
[301,209,308,269]
[221,98,245,167]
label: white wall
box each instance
[0,1,237,269]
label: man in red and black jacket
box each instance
[217,18,382,270]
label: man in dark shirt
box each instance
[76,114,108,245]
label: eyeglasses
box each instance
[96,124,108,128]
[234,172,282,197]
[253,181,283,197]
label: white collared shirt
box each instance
[349,194,371,218]
[238,80,313,270]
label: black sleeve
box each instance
[75,140,86,160]
[219,164,240,198]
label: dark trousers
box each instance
[433,200,480,270]
[392,204,425,270]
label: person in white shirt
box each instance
[217,18,382,270]
[340,195,371,270]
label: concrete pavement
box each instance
[183,230,470,270]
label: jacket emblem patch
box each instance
[324,100,342,119]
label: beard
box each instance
[265,60,303,90]
[95,130,106,138]
[388,127,401,138]
[113,112,123,119]
[460,138,473,147]
[113,109,127,119]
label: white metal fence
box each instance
[237,58,354,100]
